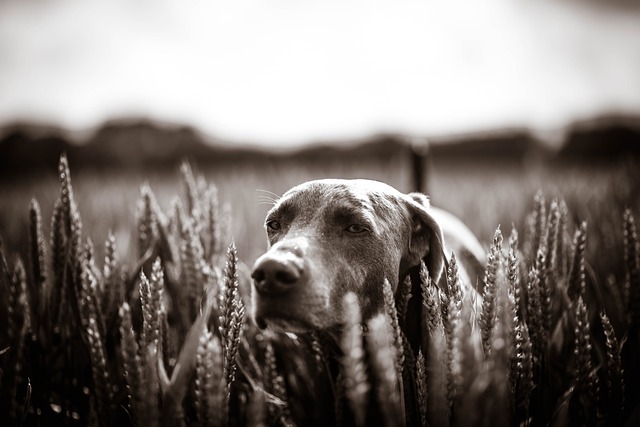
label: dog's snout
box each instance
[252,254,303,295]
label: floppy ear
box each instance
[403,192,446,284]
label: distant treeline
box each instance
[1,116,639,175]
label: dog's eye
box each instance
[346,224,367,234]
[266,220,281,231]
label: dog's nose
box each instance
[251,255,302,295]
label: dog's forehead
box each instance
[271,179,407,222]
[283,179,403,201]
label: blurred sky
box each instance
[1,0,639,147]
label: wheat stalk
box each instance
[80,251,105,331]
[204,184,221,259]
[420,261,442,335]
[102,231,118,290]
[557,200,570,279]
[545,200,561,282]
[219,242,239,341]
[78,256,113,424]
[481,226,503,357]
[157,289,215,424]
[600,310,624,422]
[139,259,165,351]
[195,328,226,427]
[439,287,449,331]
[194,330,206,424]
[444,251,462,311]
[119,302,143,425]
[264,340,294,427]
[101,231,122,326]
[224,300,244,394]
[85,238,102,283]
[367,313,403,427]
[443,253,463,423]
[219,242,245,397]
[176,199,206,321]
[507,227,522,324]
[340,292,369,427]
[85,316,113,426]
[535,247,552,334]
[623,209,640,325]
[27,199,47,330]
[525,266,545,367]
[140,345,160,426]
[136,184,160,260]
[5,258,30,421]
[523,191,546,260]
[219,202,233,251]
[58,153,75,236]
[396,275,412,327]
[489,256,513,425]
[573,297,598,422]
[510,317,533,425]
[415,349,428,427]
[310,331,327,367]
[567,221,588,301]
[180,161,202,223]
[383,277,404,374]
[532,191,547,258]
[50,155,85,336]
[139,271,156,350]
[49,197,65,325]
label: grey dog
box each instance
[251,179,484,350]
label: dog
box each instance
[251,178,484,346]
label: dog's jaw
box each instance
[252,293,330,333]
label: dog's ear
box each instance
[403,192,446,284]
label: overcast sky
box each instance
[1,0,639,147]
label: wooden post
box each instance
[408,136,431,194]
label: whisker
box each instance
[256,189,281,200]
[257,195,279,204]
[258,195,278,205]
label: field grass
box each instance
[1,152,638,272]
[1,152,413,264]
[0,151,639,426]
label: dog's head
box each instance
[251,179,445,332]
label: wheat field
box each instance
[0,153,639,426]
